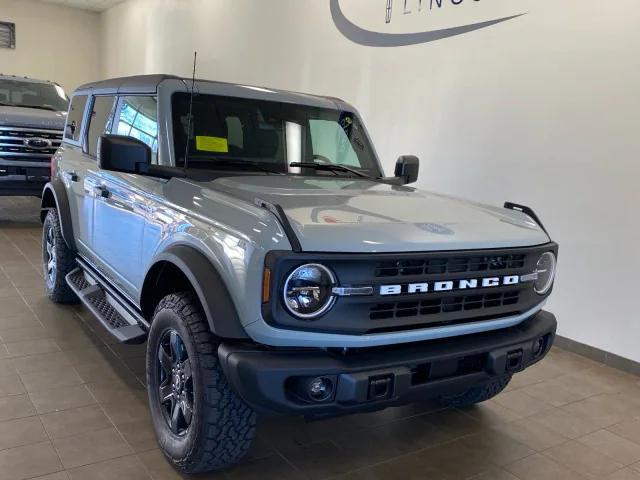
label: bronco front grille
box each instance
[264,243,556,335]
[375,254,526,277]
[370,291,521,320]
[0,126,62,161]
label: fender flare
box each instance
[143,245,248,339]
[40,180,77,252]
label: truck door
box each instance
[59,94,93,256]
[91,95,159,298]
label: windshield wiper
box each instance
[289,162,371,179]
[0,102,14,107]
[184,157,284,175]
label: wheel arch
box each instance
[40,180,77,252]
[140,245,249,340]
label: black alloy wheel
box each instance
[42,208,77,303]
[44,223,57,289]
[156,329,194,436]
[147,292,256,473]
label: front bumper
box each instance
[219,310,557,416]
[0,165,49,196]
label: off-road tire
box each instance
[439,374,512,408]
[147,292,256,473]
[42,208,77,303]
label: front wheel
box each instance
[42,208,77,303]
[146,292,256,473]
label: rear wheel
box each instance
[439,374,512,408]
[42,208,77,303]
[147,292,256,473]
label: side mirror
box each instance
[98,134,151,174]
[394,155,419,185]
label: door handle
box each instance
[62,170,78,182]
[92,185,110,199]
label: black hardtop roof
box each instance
[74,75,346,108]
[75,74,180,94]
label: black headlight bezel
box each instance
[533,251,557,295]
[282,263,338,320]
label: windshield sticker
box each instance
[196,136,229,153]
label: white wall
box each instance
[0,0,101,92]
[101,0,640,362]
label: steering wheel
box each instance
[312,154,333,165]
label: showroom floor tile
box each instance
[1,196,640,479]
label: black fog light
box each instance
[308,377,333,402]
[290,376,336,403]
[532,336,546,357]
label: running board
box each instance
[66,267,146,344]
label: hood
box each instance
[196,175,550,253]
[0,106,66,130]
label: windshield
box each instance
[172,93,382,178]
[0,79,69,111]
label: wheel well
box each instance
[140,261,197,321]
[40,188,56,223]
[141,249,248,339]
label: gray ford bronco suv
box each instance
[0,75,68,196]
[40,75,558,473]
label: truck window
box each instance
[0,79,68,111]
[171,93,381,177]
[86,96,116,157]
[114,96,159,163]
[65,95,88,142]
[309,119,360,167]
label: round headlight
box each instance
[534,252,556,295]
[283,264,336,319]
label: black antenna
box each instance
[183,51,197,172]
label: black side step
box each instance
[66,267,146,344]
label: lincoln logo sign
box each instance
[330,0,525,47]
[379,275,520,296]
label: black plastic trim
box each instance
[504,202,549,235]
[142,245,248,339]
[77,257,148,329]
[40,179,77,251]
[255,198,302,252]
[262,242,558,335]
[66,265,146,344]
[218,310,557,416]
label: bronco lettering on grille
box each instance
[379,275,520,296]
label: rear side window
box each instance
[114,96,159,163]
[65,95,88,142]
[86,96,115,157]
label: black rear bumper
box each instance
[218,310,557,416]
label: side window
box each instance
[86,95,115,157]
[114,96,159,163]
[64,95,88,142]
[309,119,361,167]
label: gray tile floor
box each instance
[1,196,640,479]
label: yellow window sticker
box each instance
[195,136,229,153]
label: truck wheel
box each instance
[147,292,256,473]
[439,374,512,408]
[42,208,77,303]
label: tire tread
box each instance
[43,209,77,303]
[152,292,256,473]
